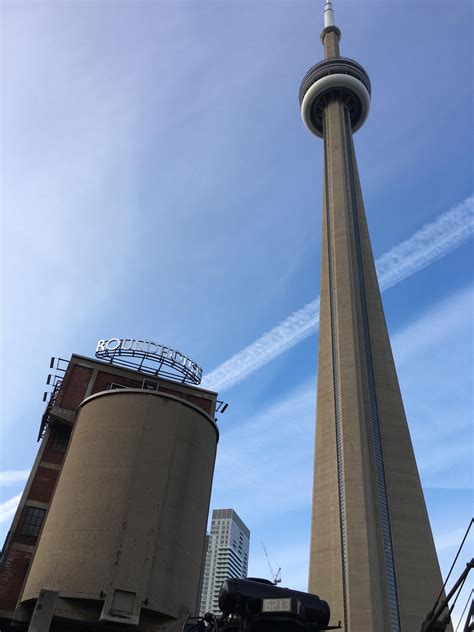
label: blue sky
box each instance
[1,0,473,627]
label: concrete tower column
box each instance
[299,3,449,631]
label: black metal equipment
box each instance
[421,559,474,632]
[184,578,338,632]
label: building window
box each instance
[20,506,46,537]
[143,380,158,391]
[51,426,70,452]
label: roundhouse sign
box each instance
[95,338,202,385]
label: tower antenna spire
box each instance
[324,0,335,28]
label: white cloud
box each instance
[1,8,147,432]
[211,382,315,522]
[0,495,22,524]
[391,284,473,367]
[202,196,474,392]
[0,470,30,485]
[393,286,474,492]
[435,526,472,552]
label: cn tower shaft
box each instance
[300,11,449,632]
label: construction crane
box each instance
[261,541,282,585]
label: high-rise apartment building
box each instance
[299,3,447,631]
[199,509,250,615]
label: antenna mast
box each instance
[324,0,335,27]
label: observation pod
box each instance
[299,56,371,138]
[20,389,218,630]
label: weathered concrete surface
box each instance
[21,389,218,629]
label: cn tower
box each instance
[299,3,449,631]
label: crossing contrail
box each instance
[202,196,474,392]
[1,198,472,525]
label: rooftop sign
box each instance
[95,338,202,385]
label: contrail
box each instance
[376,196,474,292]
[202,196,474,392]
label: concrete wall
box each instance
[20,389,218,629]
[309,97,448,632]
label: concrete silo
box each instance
[16,365,219,630]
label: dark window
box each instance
[20,506,46,537]
[143,380,158,391]
[51,426,70,452]
[106,381,142,390]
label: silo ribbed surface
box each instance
[21,389,218,628]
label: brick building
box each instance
[0,349,219,629]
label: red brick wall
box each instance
[58,364,214,416]
[58,365,93,410]
[41,446,66,466]
[159,387,213,415]
[54,361,215,418]
[27,467,59,504]
[0,548,32,611]
[41,426,70,466]
[92,371,142,394]
[92,371,213,415]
